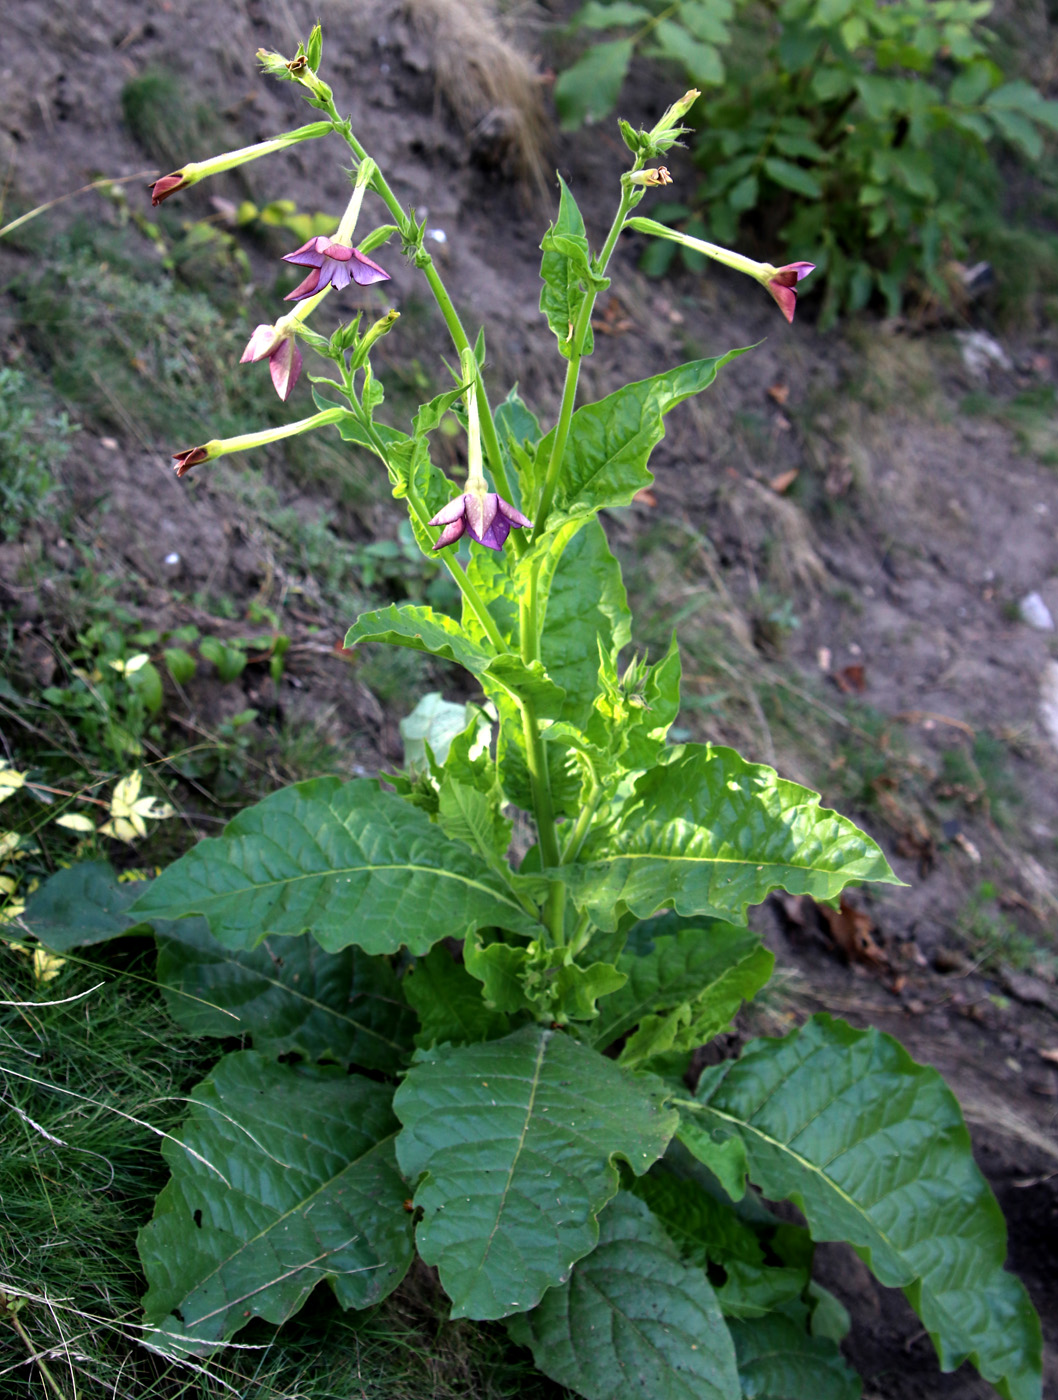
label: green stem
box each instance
[7,1308,71,1400]
[520,704,565,942]
[324,107,519,523]
[531,182,640,542]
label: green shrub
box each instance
[556,0,1058,323]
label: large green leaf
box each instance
[345,603,494,671]
[139,1051,414,1355]
[692,1015,1042,1400]
[728,1312,861,1400]
[532,517,631,728]
[155,921,415,1071]
[507,1191,740,1400]
[552,744,898,930]
[129,778,541,953]
[531,352,748,520]
[21,861,143,949]
[630,1169,764,1270]
[539,173,597,358]
[590,915,774,1066]
[404,944,509,1048]
[393,1024,678,1319]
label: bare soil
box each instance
[2,2,1057,1396]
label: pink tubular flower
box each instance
[765,263,816,324]
[429,491,532,552]
[240,324,303,401]
[283,236,390,300]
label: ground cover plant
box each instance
[15,25,1044,1400]
[555,0,1058,321]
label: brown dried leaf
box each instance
[833,663,867,694]
[767,383,790,405]
[818,892,887,967]
[768,468,799,494]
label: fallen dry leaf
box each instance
[769,468,799,494]
[1038,1048,1058,1064]
[767,383,790,405]
[818,892,887,967]
[833,663,867,694]
[632,488,657,507]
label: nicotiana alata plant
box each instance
[22,26,1041,1400]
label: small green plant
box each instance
[0,367,76,539]
[16,29,1042,1400]
[556,0,1058,322]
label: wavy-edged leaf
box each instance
[394,1024,678,1319]
[404,944,509,1048]
[21,861,142,950]
[631,1170,764,1270]
[345,603,494,671]
[532,352,748,520]
[130,778,541,953]
[539,174,595,357]
[590,915,773,1065]
[729,1311,861,1400]
[507,1191,740,1400]
[156,921,415,1071]
[693,1014,1042,1400]
[553,744,898,930]
[138,1051,414,1356]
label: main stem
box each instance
[325,107,520,526]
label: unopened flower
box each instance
[240,323,303,400]
[147,123,330,207]
[172,445,214,477]
[283,236,390,300]
[429,490,532,552]
[763,262,816,324]
[150,171,190,205]
[629,167,672,187]
[625,216,816,322]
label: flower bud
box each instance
[628,167,672,187]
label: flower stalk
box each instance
[149,122,331,204]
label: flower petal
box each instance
[350,249,391,286]
[284,267,323,301]
[433,519,466,550]
[320,240,354,261]
[428,495,469,526]
[282,236,328,266]
[241,324,278,364]
[269,338,302,400]
[496,497,533,529]
[476,513,511,551]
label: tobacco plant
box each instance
[22,27,1041,1400]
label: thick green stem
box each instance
[520,704,566,942]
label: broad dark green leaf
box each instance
[394,1024,678,1318]
[130,778,541,953]
[404,944,509,1048]
[554,38,634,129]
[139,1052,414,1355]
[532,352,748,521]
[693,1014,1042,1400]
[552,744,899,930]
[762,156,823,199]
[651,20,724,87]
[21,861,142,949]
[155,921,414,1071]
[729,1311,861,1400]
[631,1169,764,1270]
[716,1260,806,1319]
[590,916,774,1066]
[539,174,595,358]
[507,1191,740,1400]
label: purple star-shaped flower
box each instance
[429,492,532,552]
[282,236,390,300]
